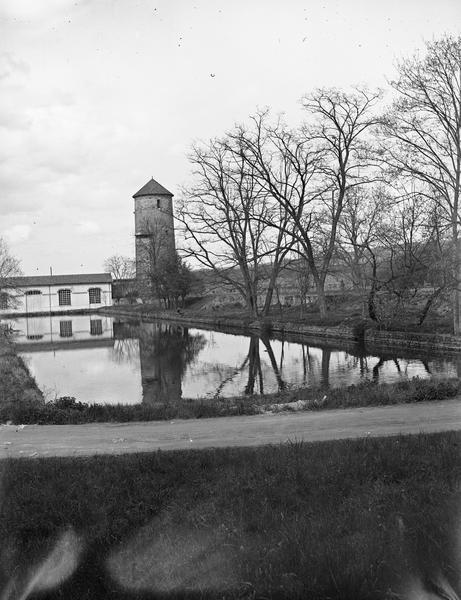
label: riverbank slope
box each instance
[0,329,43,415]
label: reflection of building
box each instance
[11,314,114,351]
[0,273,112,315]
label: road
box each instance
[1,399,461,459]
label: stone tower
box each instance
[133,177,175,293]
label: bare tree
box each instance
[381,35,461,332]
[103,255,135,280]
[334,185,390,317]
[137,221,194,307]
[178,134,293,317]
[300,87,382,316]
[336,186,387,291]
[364,192,451,327]
[104,254,136,303]
[0,237,22,310]
[233,91,380,318]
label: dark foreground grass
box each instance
[2,376,461,425]
[1,431,461,599]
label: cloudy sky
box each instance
[1,0,460,275]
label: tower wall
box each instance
[134,194,175,239]
[133,187,176,298]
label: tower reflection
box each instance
[113,321,206,405]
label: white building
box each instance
[0,273,112,315]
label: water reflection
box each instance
[113,321,206,405]
[11,314,113,349]
[5,314,461,404]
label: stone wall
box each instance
[268,321,359,342]
[364,329,461,352]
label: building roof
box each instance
[5,273,113,287]
[133,178,173,198]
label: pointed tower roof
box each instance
[133,177,173,198]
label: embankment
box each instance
[102,306,461,354]
[364,328,461,352]
[0,329,44,415]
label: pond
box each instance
[7,314,461,405]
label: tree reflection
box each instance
[261,337,285,392]
[244,336,263,395]
[321,348,331,387]
[110,338,139,366]
[210,336,286,398]
[371,356,405,382]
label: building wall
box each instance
[0,282,112,315]
[134,193,176,288]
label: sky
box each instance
[1,0,460,276]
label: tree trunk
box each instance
[454,236,461,335]
[262,264,281,317]
[367,252,379,322]
[246,295,259,318]
[244,337,260,395]
[368,284,378,322]
[418,287,442,327]
[316,281,327,319]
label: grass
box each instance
[1,376,460,425]
[108,292,455,334]
[0,332,43,411]
[1,431,460,599]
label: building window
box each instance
[156,198,160,208]
[27,335,43,340]
[25,290,41,296]
[58,289,71,306]
[88,288,101,304]
[90,319,103,336]
[0,293,8,310]
[59,320,73,338]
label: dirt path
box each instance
[2,399,461,459]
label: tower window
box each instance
[0,293,8,310]
[88,287,101,304]
[156,198,160,208]
[58,289,71,306]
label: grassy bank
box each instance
[106,294,454,334]
[1,431,460,599]
[1,376,460,425]
[0,330,43,415]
